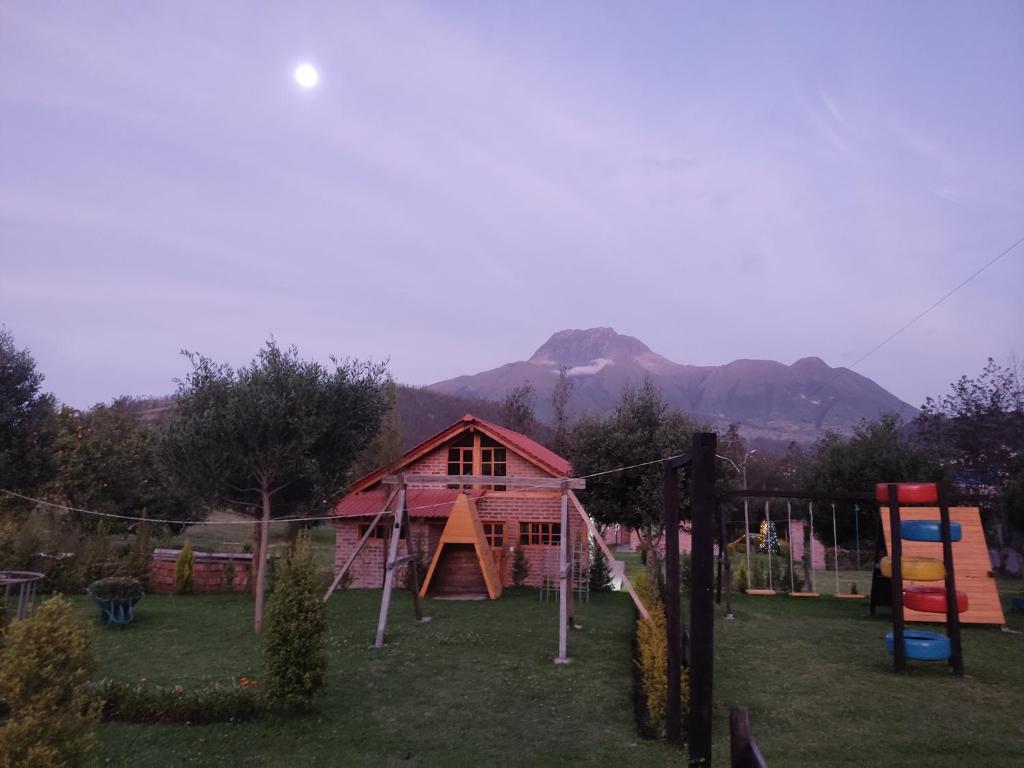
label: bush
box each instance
[88,577,143,601]
[633,575,688,737]
[264,531,326,708]
[511,547,529,586]
[0,596,99,767]
[88,679,260,724]
[733,559,749,591]
[589,545,613,593]
[174,539,194,595]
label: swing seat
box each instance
[745,589,777,596]
[789,591,820,598]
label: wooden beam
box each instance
[663,457,683,744]
[688,432,718,766]
[323,487,398,602]
[383,474,585,490]
[374,484,407,648]
[555,482,570,664]
[568,491,649,621]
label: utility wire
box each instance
[0,450,693,528]
[808,233,1024,400]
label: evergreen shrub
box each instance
[0,596,99,767]
[264,531,326,708]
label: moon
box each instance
[294,64,319,89]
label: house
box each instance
[331,414,587,595]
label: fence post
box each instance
[688,432,717,766]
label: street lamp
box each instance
[717,450,757,617]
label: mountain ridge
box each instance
[430,327,916,443]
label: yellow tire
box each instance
[880,556,945,581]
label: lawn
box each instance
[73,577,1024,766]
[76,588,676,767]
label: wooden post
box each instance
[374,481,407,648]
[938,484,964,676]
[722,502,734,618]
[730,706,767,768]
[663,455,683,744]
[688,432,717,766]
[555,480,571,664]
[323,488,399,602]
[568,491,650,620]
[887,483,906,672]
[401,495,427,623]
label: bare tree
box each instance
[551,365,575,456]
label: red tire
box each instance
[904,585,968,614]
[874,482,938,504]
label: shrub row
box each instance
[88,679,261,725]
[631,574,688,739]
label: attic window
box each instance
[447,444,473,490]
[481,446,506,491]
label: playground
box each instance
[74,578,1024,766]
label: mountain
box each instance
[429,327,917,444]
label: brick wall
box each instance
[150,550,253,593]
[334,491,588,591]
[335,519,444,589]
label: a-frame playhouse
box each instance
[420,493,502,599]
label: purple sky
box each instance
[2,2,1022,410]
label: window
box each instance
[481,446,507,491]
[519,522,561,546]
[358,524,389,540]
[483,522,505,547]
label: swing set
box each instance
[735,495,863,599]
[322,472,650,659]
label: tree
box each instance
[162,339,388,633]
[568,379,700,571]
[350,378,402,479]
[551,366,575,456]
[804,413,942,543]
[50,399,196,533]
[501,381,535,436]
[0,327,57,496]
[917,357,1024,532]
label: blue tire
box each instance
[885,630,951,661]
[900,520,961,542]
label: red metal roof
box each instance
[337,413,572,500]
[472,416,571,476]
[333,487,484,519]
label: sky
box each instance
[2,1,1022,410]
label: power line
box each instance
[0,450,694,528]
[807,232,1024,402]
[843,233,1024,374]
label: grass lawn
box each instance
[76,588,675,767]
[712,579,1024,767]
[74,576,1024,766]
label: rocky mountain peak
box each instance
[529,327,659,370]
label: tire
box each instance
[885,629,951,661]
[880,556,945,581]
[903,585,968,613]
[874,483,938,504]
[900,520,962,542]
